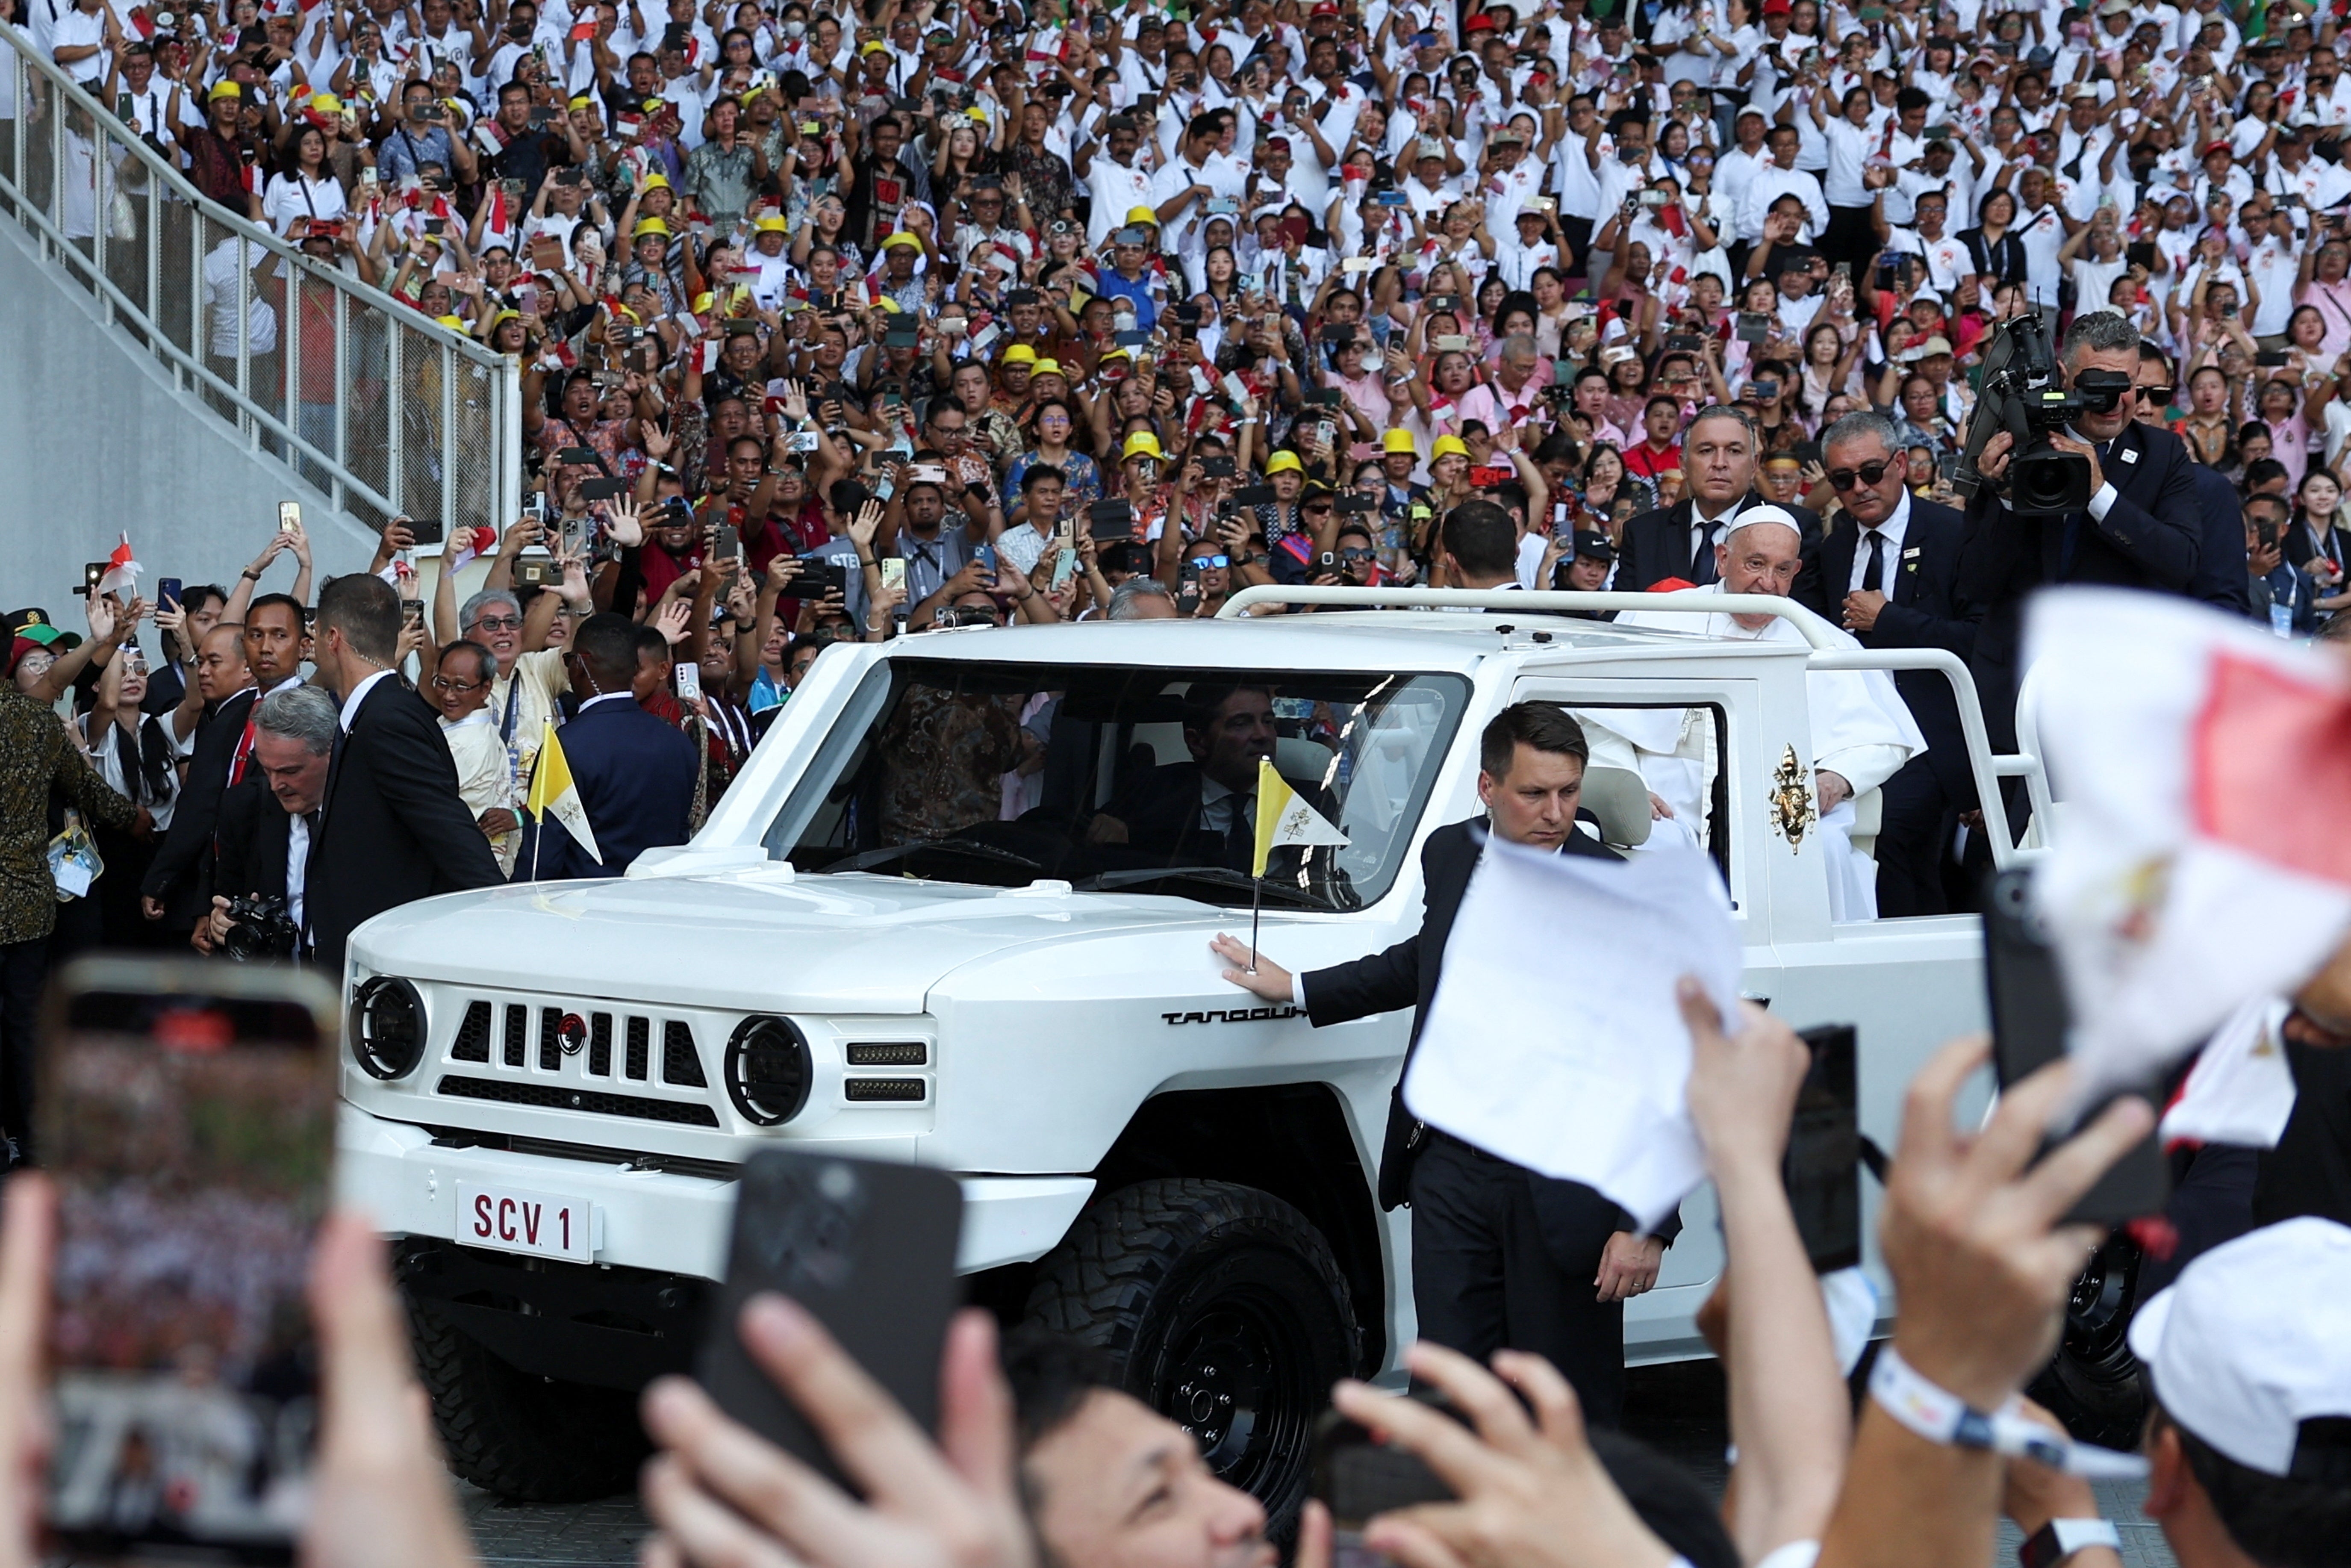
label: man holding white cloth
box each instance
[1609,508,1926,920]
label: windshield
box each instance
[761,660,1472,911]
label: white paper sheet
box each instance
[1401,836,1743,1232]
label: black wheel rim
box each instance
[2063,1234,2141,1372]
[1134,1255,1326,1503]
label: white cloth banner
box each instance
[2027,589,2351,1105]
[2159,999,2299,1150]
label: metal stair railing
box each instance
[0,23,519,539]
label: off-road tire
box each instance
[1024,1178,1360,1533]
[407,1299,648,1502]
[2027,1232,2147,1450]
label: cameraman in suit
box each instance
[1613,406,1823,596]
[1209,704,1676,1425]
[195,685,339,961]
[1958,310,2201,749]
[1800,411,1983,916]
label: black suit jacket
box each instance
[1616,493,1826,601]
[212,777,294,904]
[2185,461,2252,616]
[1958,419,2202,746]
[516,696,700,881]
[1803,497,1983,802]
[1301,818,1678,1250]
[139,684,260,925]
[306,675,504,976]
[1101,760,1336,873]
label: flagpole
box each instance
[1248,874,1261,974]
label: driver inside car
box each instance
[1087,684,1332,875]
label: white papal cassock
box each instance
[1593,582,1927,921]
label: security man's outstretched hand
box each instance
[1211,934,1293,1003]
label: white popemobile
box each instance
[333,586,2054,1518]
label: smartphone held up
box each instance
[39,956,340,1565]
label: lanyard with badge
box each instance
[498,670,528,806]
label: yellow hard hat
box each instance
[1000,344,1038,366]
[1431,434,1471,461]
[632,216,673,238]
[1122,431,1164,462]
[1382,428,1417,456]
[1264,450,1304,475]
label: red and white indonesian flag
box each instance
[2028,589,2351,1100]
[448,525,499,575]
[97,534,141,598]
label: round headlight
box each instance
[351,976,427,1081]
[725,1016,812,1126]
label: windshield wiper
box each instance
[829,838,1045,883]
[1072,866,1333,909]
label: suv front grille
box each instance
[663,1021,706,1087]
[450,1001,492,1062]
[421,989,720,1128]
[436,1075,719,1126]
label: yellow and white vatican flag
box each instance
[2028,590,2351,1102]
[1251,757,1347,878]
[524,717,601,869]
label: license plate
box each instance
[456,1182,595,1263]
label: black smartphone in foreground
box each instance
[1314,1393,1460,1565]
[405,519,447,546]
[1984,869,2169,1224]
[41,956,339,1565]
[1785,1024,1861,1273]
[697,1149,962,1488]
[1087,499,1134,541]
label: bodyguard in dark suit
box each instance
[1957,313,2203,748]
[516,613,698,881]
[1615,407,1825,602]
[1799,413,1983,917]
[304,575,502,978]
[139,598,308,933]
[139,626,257,933]
[1210,704,1676,1425]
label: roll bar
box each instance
[1211,584,2050,868]
[1214,586,1848,646]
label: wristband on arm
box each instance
[1868,1345,2148,1480]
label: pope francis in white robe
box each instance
[1597,510,1927,920]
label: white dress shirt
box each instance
[286,808,315,932]
[1846,490,1911,595]
[1688,495,1748,578]
[339,667,400,731]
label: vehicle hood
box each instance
[348,859,1218,1014]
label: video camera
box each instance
[1954,313,2097,516]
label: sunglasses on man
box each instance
[1827,460,1893,491]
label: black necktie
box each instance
[1861,528,1885,594]
[304,808,322,840]
[1691,520,1723,584]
